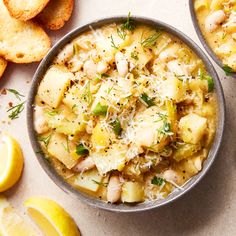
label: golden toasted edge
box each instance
[0,21,51,63]
[37,0,74,30]
[0,57,7,78]
[3,0,50,21]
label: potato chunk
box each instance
[47,133,77,169]
[38,66,73,108]
[132,106,171,152]
[178,113,207,144]
[91,143,127,175]
[121,182,144,203]
[74,169,102,192]
[91,122,114,148]
[161,77,186,103]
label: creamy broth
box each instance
[194,0,236,72]
[34,20,217,204]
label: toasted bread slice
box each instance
[3,0,50,21]
[0,57,7,78]
[0,0,51,63]
[37,0,74,30]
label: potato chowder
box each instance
[34,17,217,204]
[194,0,236,73]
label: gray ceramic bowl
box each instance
[189,0,236,78]
[27,16,225,212]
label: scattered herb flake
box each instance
[131,51,139,60]
[73,43,80,55]
[222,65,233,76]
[38,134,52,147]
[101,73,109,78]
[111,118,122,136]
[92,179,108,187]
[139,93,155,107]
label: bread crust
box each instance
[37,0,74,30]
[3,0,50,21]
[0,57,7,78]
[0,0,51,63]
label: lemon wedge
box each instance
[0,134,24,192]
[0,195,40,236]
[24,197,80,236]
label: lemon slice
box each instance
[0,134,24,192]
[0,195,40,236]
[24,197,80,236]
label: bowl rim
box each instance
[27,15,225,213]
[189,0,236,78]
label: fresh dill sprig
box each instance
[121,12,135,31]
[7,89,24,101]
[38,134,52,147]
[117,12,135,40]
[140,31,162,48]
[92,179,108,187]
[7,101,26,120]
[117,28,127,40]
[110,35,118,49]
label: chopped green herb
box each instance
[205,75,214,92]
[76,144,89,156]
[222,32,227,40]
[92,102,108,116]
[73,43,80,55]
[131,51,139,60]
[151,176,165,186]
[7,89,24,101]
[72,104,77,111]
[140,31,162,48]
[62,137,70,153]
[139,93,155,107]
[38,134,51,147]
[101,73,109,78]
[45,109,60,116]
[7,101,25,120]
[222,65,234,76]
[198,69,214,92]
[111,118,122,136]
[110,35,118,49]
[92,180,108,187]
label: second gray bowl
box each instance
[189,0,236,78]
[27,16,225,213]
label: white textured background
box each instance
[0,0,236,235]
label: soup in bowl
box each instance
[28,16,225,212]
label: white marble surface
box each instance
[0,0,236,235]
